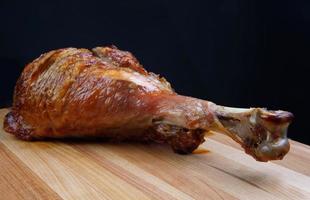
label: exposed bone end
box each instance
[210,104,293,162]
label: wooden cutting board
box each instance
[0,108,309,200]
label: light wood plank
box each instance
[0,143,61,200]
[73,142,238,200]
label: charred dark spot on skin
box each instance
[3,112,16,132]
[4,111,34,141]
[92,46,148,75]
[150,119,205,154]
[169,129,205,154]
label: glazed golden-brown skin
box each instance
[4,46,293,161]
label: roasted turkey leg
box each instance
[3,46,293,162]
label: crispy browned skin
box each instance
[3,46,293,161]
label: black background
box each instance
[1,1,309,144]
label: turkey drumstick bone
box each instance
[151,94,293,162]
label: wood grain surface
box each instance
[0,108,309,200]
